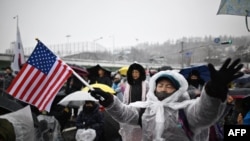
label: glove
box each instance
[89,88,114,107]
[205,58,244,102]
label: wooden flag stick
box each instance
[72,70,105,101]
[72,70,94,91]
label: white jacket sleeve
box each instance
[185,88,227,133]
[106,96,140,125]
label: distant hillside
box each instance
[63,35,250,67]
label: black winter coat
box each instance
[76,104,104,141]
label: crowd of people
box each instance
[1,58,250,141]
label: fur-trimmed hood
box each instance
[126,63,146,85]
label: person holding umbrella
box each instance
[88,64,112,87]
[89,58,243,141]
[96,67,112,87]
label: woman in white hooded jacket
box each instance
[90,58,243,141]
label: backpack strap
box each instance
[138,108,146,127]
[178,109,194,140]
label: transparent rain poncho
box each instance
[0,105,36,141]
[37,114,64,141]
[75,128,96,141]
[106,70,226,141]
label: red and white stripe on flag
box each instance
[7,41,73,111]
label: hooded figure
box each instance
[120,63,149,141]
[112,73,124,102]
[102,70,226,141]
[123,63,149,104]
[187,70,205,99]
[87,64,112,87]
[187,70,205,89]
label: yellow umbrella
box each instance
[82,83,115,94]
[118,66,129,76]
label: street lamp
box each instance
[93,37,103,53]
[135,38,139,47]
[109,35,115,62]
[180,41,184,69]
[65,35,71,55]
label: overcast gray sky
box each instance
[0,0,249,53]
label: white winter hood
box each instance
[129,70,194,140]
[147,70,190,104]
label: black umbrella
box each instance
[87,64,111,78]
[0,93,42,128]
[0,95,23,114]
[158,66,173,71]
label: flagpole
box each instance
[13,15,18,28]
[72,71,94,91]
[12,15,26,74]
[72,70,105,101]
[72,71,106,101]
[11,15,18,66]
[72,70,106,100]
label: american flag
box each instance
[7,41,73,111]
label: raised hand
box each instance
[205,58,244,101]
[89,88,114,107]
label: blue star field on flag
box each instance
[27,42,57,74]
